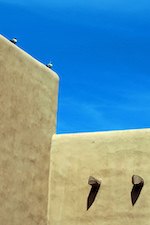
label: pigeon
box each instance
[10,38,17,44]
[46,62,53,68]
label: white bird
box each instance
[46,62,53,68]
[10,38,17,44]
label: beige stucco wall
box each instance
[0,35,59,225]
[48,129,150,225]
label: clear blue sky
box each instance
[1,0,150,133]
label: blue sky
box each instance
[1,0,150,133]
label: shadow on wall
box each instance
[131,175,144,206]
[87,175,144,210]
[87,176,101,210]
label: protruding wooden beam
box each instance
[88,176,101,187]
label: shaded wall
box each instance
[48,129,150,225]
[0,35,59,225]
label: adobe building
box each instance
[0,35,59,225]
[0,34,150,225]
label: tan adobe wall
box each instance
[0,35,59,225]
[48,129,150,225]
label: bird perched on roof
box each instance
[10,38,17,44]
[46,62,53,68]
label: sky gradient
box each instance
[1,0,150,133]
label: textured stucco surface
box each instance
[0,35,59,225]
[48,129,150,225]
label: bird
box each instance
[10,38,17,44]
[46,62,53,68]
